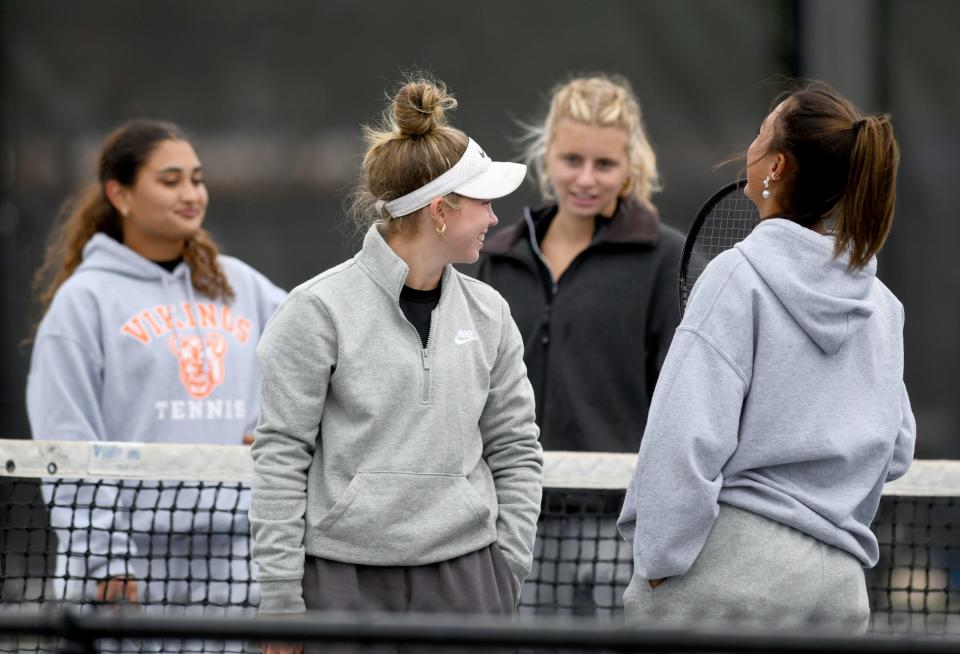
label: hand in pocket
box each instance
[648,577,668,590]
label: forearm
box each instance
[886,382,916,482]
[628,468,723,579]
[620,328,745,579]
[251,289,335,613]
[250,429,313,614]
[487,434,543,583]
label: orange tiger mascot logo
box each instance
[167,332,228,400]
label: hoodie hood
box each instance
[735,218,877,355]
[79,233,189,281]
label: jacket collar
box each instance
[356,225,453,301]
[483,197,662,257]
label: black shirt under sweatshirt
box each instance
[152,257,183,273]
[400,283,441,348]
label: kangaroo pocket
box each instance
[310,472,495,565]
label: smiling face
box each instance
[443,196,499,264]
[110,139,208,260]
[544,119,630,220]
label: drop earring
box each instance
[762,176,772,200]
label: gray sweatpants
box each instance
[624,504,870,632]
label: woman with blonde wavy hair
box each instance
[27,119,285,622]
[479,75,683,452]
[250,79,542,654]
[477,75,684,614]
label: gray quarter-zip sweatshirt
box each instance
[251,226,543,614]
[617,218,916,580]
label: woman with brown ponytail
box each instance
[617,82,915,630]
[27,120,285,615]
[250,78,542,653]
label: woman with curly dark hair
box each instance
[28,119,285,613]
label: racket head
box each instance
[679,179,760,315]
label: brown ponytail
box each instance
[763,82,900,270]
[33,184,121,318]
[32,119,234,328]
[834,115,899,269]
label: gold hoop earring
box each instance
[436,222,447,236]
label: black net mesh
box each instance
[2,467,959,651]
[1,477,256,653]
[868,496,960,634]
[519,489,960,634]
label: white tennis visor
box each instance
[382,138,527,218]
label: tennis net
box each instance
[1,440,958,646]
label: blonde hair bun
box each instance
[392,80,458,137]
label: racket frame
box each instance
[678,178,754,315]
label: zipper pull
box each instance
[421,349,431,369]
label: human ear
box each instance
[104,180,130,217]
[771,153,787,181]
[428,197,445,220]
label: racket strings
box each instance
[680,186,759,311]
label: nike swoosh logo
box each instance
[454,335,480,345]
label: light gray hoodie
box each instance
[250,226,543,614]
[27,233,285,596]
[618,218,916,580]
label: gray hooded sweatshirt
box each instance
[250,226,543,614]
[618,218,916,580]
[27,233,285,595]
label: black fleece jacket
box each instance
[476,199,683,452]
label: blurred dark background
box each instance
[1,0,957,456]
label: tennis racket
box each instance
[678,179,760,315]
